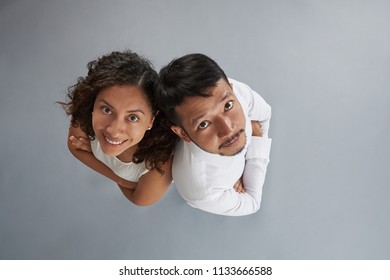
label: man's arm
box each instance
[187,122,271,216]
[241,121,272,212]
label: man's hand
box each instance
[233,176,245,193]
[69,135,92,152]
[251,120,262,137]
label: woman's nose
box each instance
[106,118,125,137]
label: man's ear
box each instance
[171,125,191,142]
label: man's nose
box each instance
[215,116,234,138]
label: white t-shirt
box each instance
[90,139,149,182]
[172,78,272,216]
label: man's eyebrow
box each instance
[190,91,232,125]
[97,99,145,115]
[191,113,207,125]
[221,91,232,102]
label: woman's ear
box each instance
[148,111,158,130]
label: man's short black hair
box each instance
[156,53,229,125]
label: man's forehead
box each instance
[184,79,233,104]
[176,90,234,124]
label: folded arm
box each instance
[67,124,172,206]
[189,126,271,216]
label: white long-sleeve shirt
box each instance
[172,78,272,216]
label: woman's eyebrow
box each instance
[97,99,145,115]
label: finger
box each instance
[73,139,84,148]
[69,136,81,147]
[78,137,89,144]
[77,138,92,151]
[70,136,91,151]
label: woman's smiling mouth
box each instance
[104,135,127,146]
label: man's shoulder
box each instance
[228,78,252,93]
[173,140,208,165]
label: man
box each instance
[156,54,272,216]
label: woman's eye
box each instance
[198,121,210,130]
[128,115,139,122]
[101,106,112,114]
[224,101,234,111]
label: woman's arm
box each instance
[117,155,173,206]
[67,124,137,190]
[68,124,173,205]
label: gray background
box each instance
[1,0,389,259]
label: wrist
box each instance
[251,120,262,137]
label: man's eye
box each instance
[198,121,210,130]
[224,101,234,111]
[101,106,112,114]
[128,115,139,122]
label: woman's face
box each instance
[92,85,154,158]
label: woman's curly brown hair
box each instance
[60,50,179,174]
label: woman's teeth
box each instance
[104,136,125,145]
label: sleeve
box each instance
[231,78,272,137]
[188,137,272,216]
[241,136,272,212]
[236,79,272,215]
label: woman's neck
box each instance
[116,144,138,163]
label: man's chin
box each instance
[219,133,247,156]
[219,144,246,156]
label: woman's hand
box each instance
[69,135,92,152]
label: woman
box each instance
[60,51,178,206]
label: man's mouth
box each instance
[219,129,244,149]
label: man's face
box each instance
[171,78,246,156]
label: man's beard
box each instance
[218,129,246,156]
[183,127,246,156]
